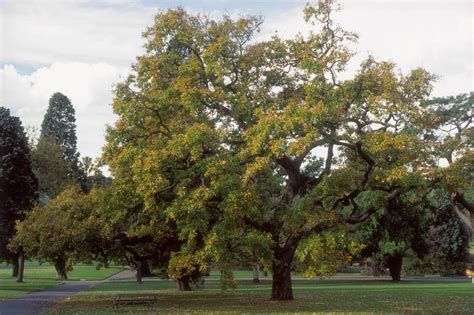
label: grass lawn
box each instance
[0,261,123,301]
[0,261,123,281]
[0,279,59,300]
[47,278,474,314]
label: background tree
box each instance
[430,201,470,271]
[0,107,38,281]
[79,156,112,191]
[40,92,87,191]
[10,187,107,280]
[41,92,78,163]
[31,137,74,204]
[428,92,473,231]
[357,193,432,281]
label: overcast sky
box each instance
[1,0,472,160]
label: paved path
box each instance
[105,268,134,281]
[0,281,98,315]
[0,268,129,315]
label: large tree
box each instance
[41,92,78,163]
[40,92,87,191]
[104,1,436,300]
[0,107,38,281]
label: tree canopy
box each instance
[0,107,38,265]
[40,92,87,192]
[4,0,471,302]
[103,1,438,300]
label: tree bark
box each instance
[271,247,295,300]
[252,266,260,284]
[177,276,192,291]
[387,254,403,281]
[136,261,143,284]
[53,258,68,280]
[16,255,25,283]
[12,259,19,277]
[141,261,153,277]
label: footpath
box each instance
[0,268,131,315]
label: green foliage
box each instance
[31,137,74,203]
[10,187,105,278]
[357,192,432,270]
[0,107,38,264]
[431,202,470,266]
[40,92,87,191]
[295,229,362,278]
[102,1,438,298]
[40,93,78,164]
[79,156,112,190]
[428,92,473,221]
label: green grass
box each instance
[0,261,123,301]
[0,261,122,281]
[208,270,270,279]
[0,279,59,300]
[47,278,474,314]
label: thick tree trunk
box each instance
[387,254,403,281]
[141,261,153,277]
[12,260,19,277]
[136,261,143,284]
[54,259,68,280]
[16,255,25,283]
[177,276,192,291]
[252,266,260,284]
[271,248,295,300]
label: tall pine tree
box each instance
[0,107,38,276]
[41,92,78,163]
[40,92,87,192]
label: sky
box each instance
[0,0,473,160]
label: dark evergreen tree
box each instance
[0,107,38,278]
[40,92,78,163]
[429,199,470,270]
[40,92,87,191]
[357,193,432,281]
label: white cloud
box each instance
[0,0,155,67]
[0,62,126,159]
[0,0,472,161]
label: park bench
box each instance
[113,293,159,309]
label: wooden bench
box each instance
[113,293,159,309]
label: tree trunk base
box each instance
[387,255,403,282]
[16,255,25,283]
[177,278,192,291]
[252,266,260,284]
[271,254,294,300]
[12,261,19,278]
[141,262,153,277]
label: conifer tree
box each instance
[0,107,38,280]
[39,92,87,192]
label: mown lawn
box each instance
[0,279,58,300]
[0,261,122,301]
[47,278,474,314]
[0,261,122,281]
